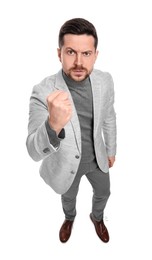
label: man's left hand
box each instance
[108,156,115,168]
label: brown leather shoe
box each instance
[59,219,74,243]
[90,213,109,243]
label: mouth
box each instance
[72,69,85,74]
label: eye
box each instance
[67,49,75,55]
[83,51,92,57]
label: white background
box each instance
[0,0,152,259]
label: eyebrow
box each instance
[65,47,93,53]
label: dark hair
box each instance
[58,18,98,49]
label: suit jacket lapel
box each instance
[90,70,103,136]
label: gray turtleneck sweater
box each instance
[45,71,96,163]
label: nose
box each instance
[74,53,82,66]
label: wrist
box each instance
[48,118,62,136]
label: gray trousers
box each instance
[61,159,110,222]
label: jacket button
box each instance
[70,170,75,174]
[75,155,79,159]
[43,147,50,153]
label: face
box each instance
[57,34,98,81]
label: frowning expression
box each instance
[57,34,98,81]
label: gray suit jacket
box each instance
[26,69,116,194]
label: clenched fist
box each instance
[47,90,72,135]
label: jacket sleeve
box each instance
[102,73,117,157]
[26,84,62,162]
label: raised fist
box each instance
[47,90,72,134]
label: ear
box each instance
[57,48,61,62]
[95,50,99,60]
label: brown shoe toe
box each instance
[90,213,109,243]
[59,219,74,243]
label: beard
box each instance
[67,65,90,81]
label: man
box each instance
[26,18,117,243]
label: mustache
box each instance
[71,65,86,70]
